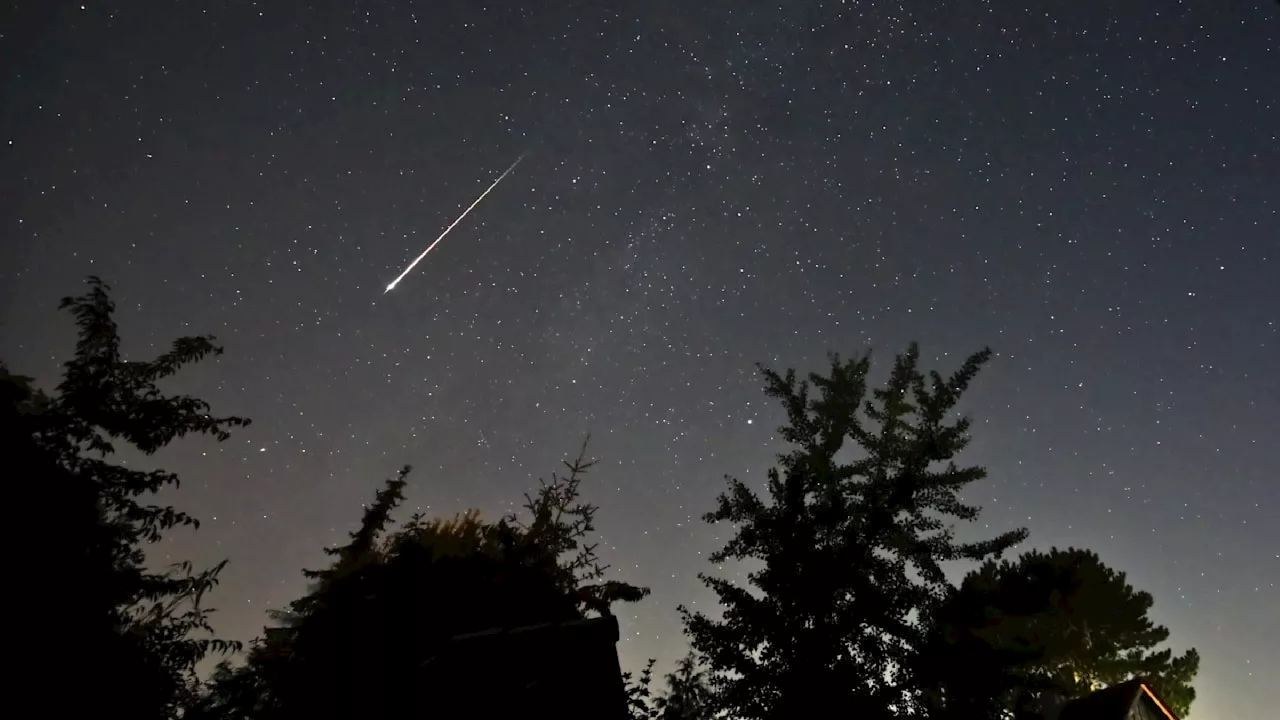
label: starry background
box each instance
[2,1,1276,717]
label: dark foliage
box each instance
[918,547,1200,719]
[9,280,1201,719]
[623,652,714,720]
[192,439,647,720]
[681,344,1028,719]
[656,652,715,720]
[623,658,661,720]
[4,277,247,719]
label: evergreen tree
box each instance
[193,439,647,719]
[5,277,247,719]
[681,344,1027,719]
[918,547,1200,718]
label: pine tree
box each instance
[681,344,1027,719]
[918,547,1200,718]
[6,277,248,719]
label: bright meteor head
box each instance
[384,282,397,294]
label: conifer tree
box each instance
[681,344,1027,719]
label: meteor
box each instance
[383,151,527,294]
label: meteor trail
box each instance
[383,152,527,294]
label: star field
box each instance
[1,2,1276,717]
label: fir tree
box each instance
[681,344,1027,720]
[5,277,247,719]
[918,547,1200,718]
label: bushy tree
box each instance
[918,547,1200,719]
[5,277,247,719]
[193,439,647,719]
[681,344,1027,719]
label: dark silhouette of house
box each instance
[1042,679,1180,720]
[419,615,629,719]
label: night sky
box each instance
[3,2,1276,717]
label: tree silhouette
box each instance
[193,439,647,719]
[623,658,660,720]
[655,652,714,720]
[4,277,247,720]
[918,547,1200,719]
[623,652,713,720]
[681,344,1027,720]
